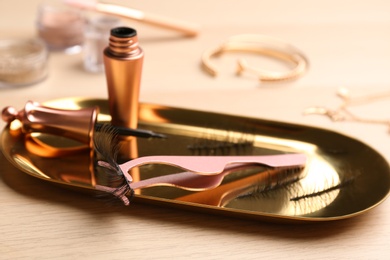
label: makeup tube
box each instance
[103,27,144,129]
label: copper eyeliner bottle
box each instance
[103,27,144,129]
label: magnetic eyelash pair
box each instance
[2,101,307,205]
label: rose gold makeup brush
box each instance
[64,0,199,37]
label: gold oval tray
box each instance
[1,97,390,223]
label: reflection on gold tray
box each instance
[1,97,390,223]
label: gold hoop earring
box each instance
[201,34,308,82]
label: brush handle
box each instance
[141,12,199,37]
[95,2,199,37]
[64,0,199,36]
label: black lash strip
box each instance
[187,131,254,155]
[289,177,355,202]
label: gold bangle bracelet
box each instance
[201,34,308,82]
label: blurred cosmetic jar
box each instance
[37,1,86,53]
[84,16,122,73]
[0,38,49,87]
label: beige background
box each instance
[1,0,390,259]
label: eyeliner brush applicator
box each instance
[95,123,166,139]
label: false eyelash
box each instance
[234,166,305,200]
[289,176,356,215]
[233,170,357,215]
[289,176,355,202]
[93,124,134,204]
[187,130,255,155]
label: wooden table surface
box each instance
[1,0,390,259]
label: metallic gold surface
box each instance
[1,97,390,223]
